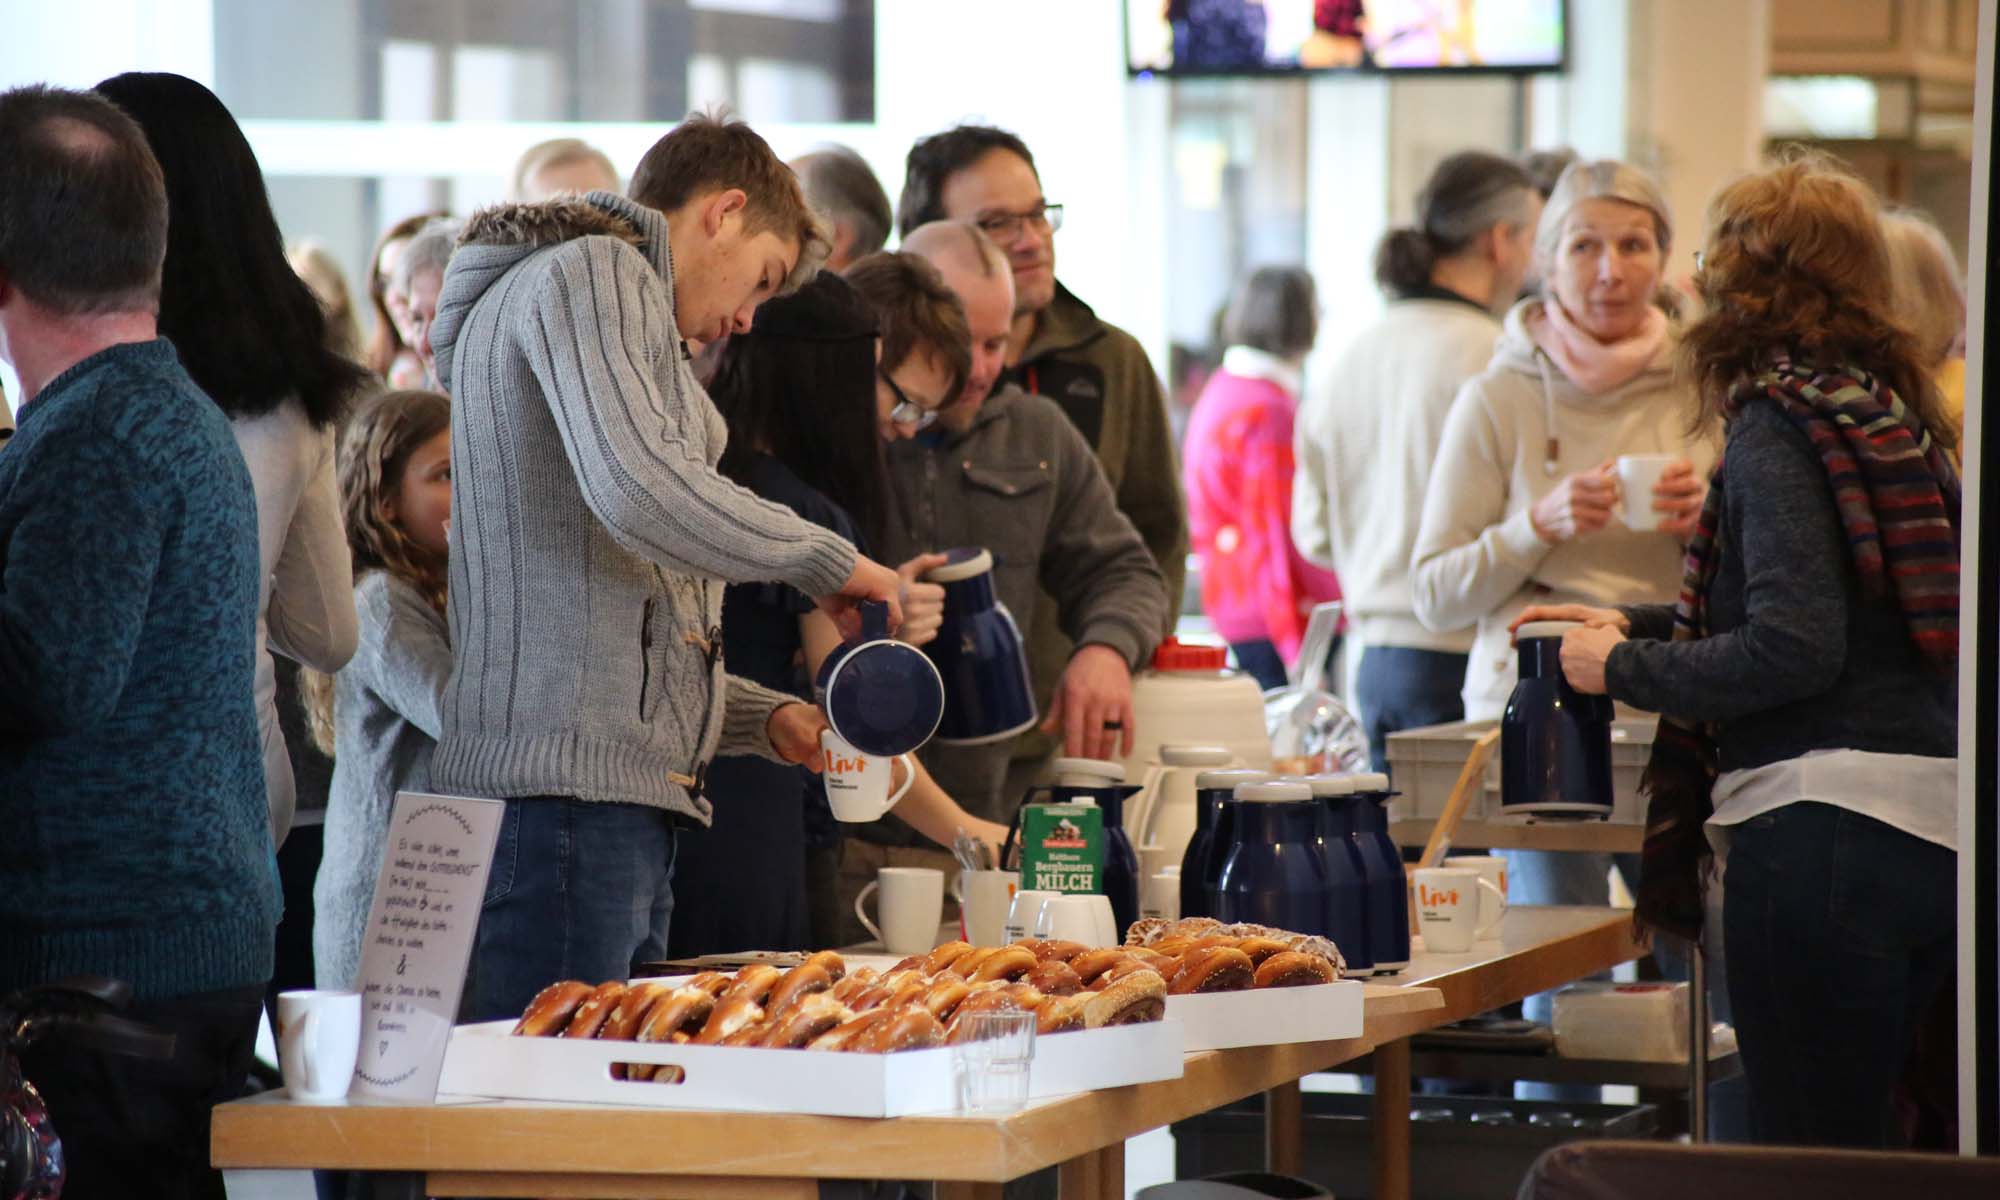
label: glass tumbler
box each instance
[952,1008,1037,1115]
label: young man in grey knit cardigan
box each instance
[430,114,904,1021]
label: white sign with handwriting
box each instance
[350,791,504,1101]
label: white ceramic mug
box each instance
[955,869,1019,946]
[854,866,946,955]
[1616,454,1677,532]
[1032,893,1118,948]
[821,729,915,822]
[1412,867,1507,953]
[1141,870,1180,922]
[1442,854,1510,939]
[276,989,360,1102]
[1001,889,1060,943]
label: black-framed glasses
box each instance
[974,202,1063,243]
[881,369,939,430]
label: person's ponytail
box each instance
[1373,227,1438,297]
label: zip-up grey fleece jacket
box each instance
[427,192,856,822]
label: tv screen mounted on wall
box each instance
[1128,0,1567,77]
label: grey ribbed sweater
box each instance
[427,193,856,821]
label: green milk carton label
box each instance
[1020,803,1103,895]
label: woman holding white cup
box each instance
[1408,160,1718,1064]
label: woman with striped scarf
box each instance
[1515,153,1961,1148]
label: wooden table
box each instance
[213,907,1642,1200]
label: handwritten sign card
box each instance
[350,791,504,1101]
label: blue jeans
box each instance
[1228,638,1290,693]
[465,796,678,1023]
[1723,802,1954,1146]
[1353,646,1468,773]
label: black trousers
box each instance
[20,983,264,1200]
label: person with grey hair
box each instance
[1409,159,1721,1093]
[1293,149,1542,768]
[1183,266,1340,690]
[1880,208,1967,447]
[792,144,893,270]
[391,216,460,382]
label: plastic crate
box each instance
[1383,718,1654,825]
[1171,1092,1659,1200]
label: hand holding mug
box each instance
[1530,461,1618,544]
[769,703,831,768]
[1649,458,1706,540]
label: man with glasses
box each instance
[899,125,1187,793]
[856,220,1171,838]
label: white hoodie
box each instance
[1410,300,1718,720]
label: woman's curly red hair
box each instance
[1682,150,1953,450]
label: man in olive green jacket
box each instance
[898,125,1188,785]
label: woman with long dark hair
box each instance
[1518,154,1960,1146]
[95,74,373,1021]
[678,267,1004,954]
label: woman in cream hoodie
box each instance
[1411,160,1715,721]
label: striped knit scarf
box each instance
[1633,355,1961,943]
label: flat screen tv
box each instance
[1127,0,1567,76]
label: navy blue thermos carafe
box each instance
[1214,780,1331,935]
[922,548,1039,745]
[1500,620,1616,819]
[1348,772,1410,974]
[1180,768,1270,921]
[1303,774,1374,976]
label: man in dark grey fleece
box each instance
[867,221,1170,829]
[429,114,904,1021]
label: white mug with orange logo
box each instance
[1442,854,1509,939]
[821,728,916,822]
[1412,866,1507,953]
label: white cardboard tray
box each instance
[1166,979,1365,1051]
[436,1016,1184,1117]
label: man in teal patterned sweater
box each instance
[0,85,274,1197]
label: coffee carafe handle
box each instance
[860,598,890,641]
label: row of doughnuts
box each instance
[945,934,1340,996]
[508,946,1170,1074]
[1122,917,1349,980]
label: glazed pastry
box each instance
[846,985,894,1013]
[637,987,716,1044]
[923,941,976,975]
[1168,946,1257,994]
[600,982,670,1042]
[692,994,765,1045]
[721,964,782,1006]
[1026,939,1090,963]
[808,1008,893,1051]
[1024,960,1083,996]
[721,1018,773,1046]
[684,971,733,998]
[968,945,1038,983]
[1083,969,1167,1028]
[1253,951,1337,988]
[1098,957,1163,987]
[759,993,852,1048]
[852,1004,944,1053]
[1035,994,1091,1034]
[883,977,931,1011]
[1122,917,1171,946]
[1232,937,1292,966]
[888,954,930,975]
[1068,949,1134,986]
[1146,937,1198,959]
[948,946,1001,978]
[920,977,973,1022]
[559,981,629,1039]
[802,949,847,982]
[830,972,877,1005]
[511,980,594,1036]
[765,962,833,1018]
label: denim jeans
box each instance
[465,795,678,1024]
[1228,638,1290,693]
[1723,802,1954,1146]
[1353,645,1468,772]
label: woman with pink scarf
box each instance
[1407,161,1724,1103]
